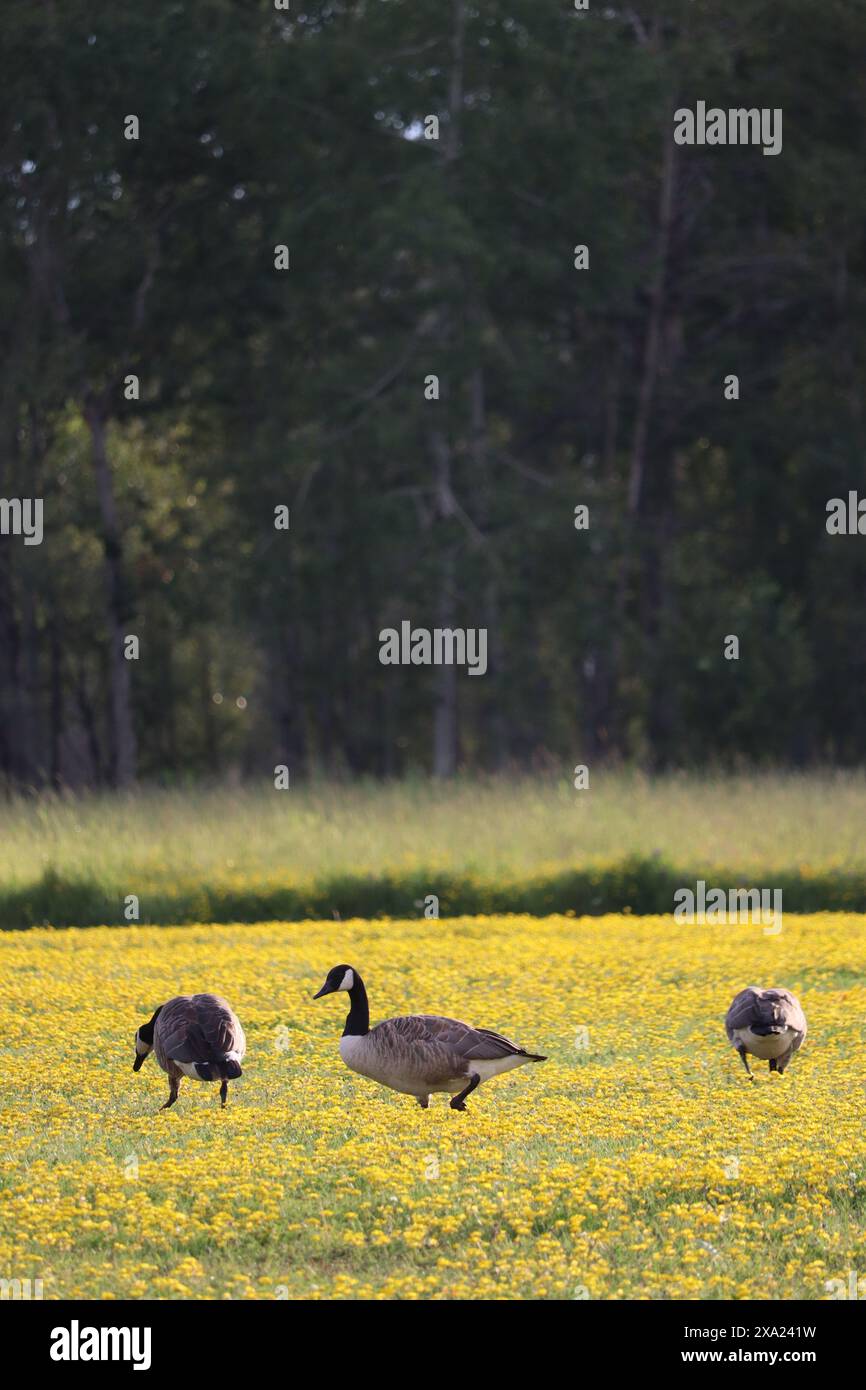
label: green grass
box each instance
[2,770,865,927]
[3,913,864,1298]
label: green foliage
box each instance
[1,2,865,781]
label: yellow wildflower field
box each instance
[1,913,865,1300]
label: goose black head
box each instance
[132,1006,162,1072]
[313,964,355,999]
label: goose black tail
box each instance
[195,1057,243,1081]
[523,1052,547,1062]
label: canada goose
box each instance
[313,964,546,1110]
[725,986,806,1079]
[133,994,246,1110]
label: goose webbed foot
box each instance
[450,1073,480,1111]
[416,1095,429,1109]
[219,1080,228,1107]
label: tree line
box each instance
[1,0,864,788]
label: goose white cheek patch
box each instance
[339,969,355,991]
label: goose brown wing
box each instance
[156,994,244,1063]
[766,988,807,1037]
[725,987,762,1038]
[392,1014,530,1060]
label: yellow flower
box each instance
[0,913,864,1299]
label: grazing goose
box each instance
[313,964,546,1110]
[725,986,806,1079]
[133,994,246,1109]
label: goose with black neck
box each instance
[313,963,546,1110]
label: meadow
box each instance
[4,771,866,925]
[2,911,865,1300]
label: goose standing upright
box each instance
[133,994,246,1109]
[724,986,806,1079]
[313,964,546,1110]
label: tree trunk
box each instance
[470,364,508,769]
[49,616,63,789]
[611,122,678,755]
[433,552,459,778]
[84,397,137,787]
[625,128,677,519]
[198,634,220,775]
[427,0,467,779]
[0,548,32,786]
[75,664,104,786]
[0,415,36,787]
[430,427,458,778]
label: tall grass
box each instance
[1,770,864,926]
